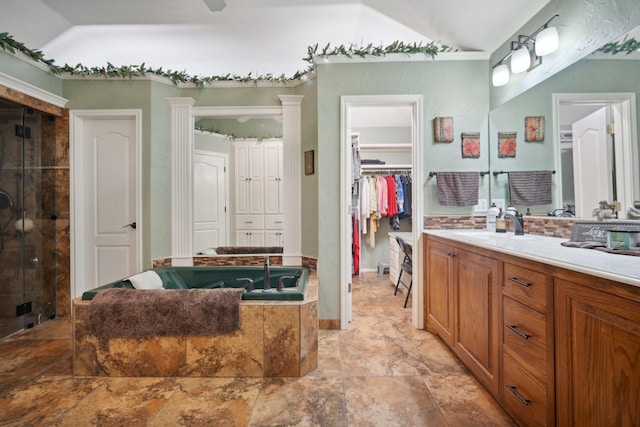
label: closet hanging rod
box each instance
[492,170,556,177]
[362,168,412,175]
[428,170,490,178]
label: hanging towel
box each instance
[508,171,553,205]
[436,172,480,207]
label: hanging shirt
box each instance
[386,175,397,217]
[377,175,388,217]
[395,175,404,215]
[360,176,370,234]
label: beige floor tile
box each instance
[54,377,179,426]
[344,376,448,427]
[149,377,263,427]
[424,373,517,426]
[248,377,348,427]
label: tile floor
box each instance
[0,272,515,426]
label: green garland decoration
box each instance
[195,126,282,140]
[0,31,448,86]
[596,38,640,55]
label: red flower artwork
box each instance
[498,132,517,158]
[461,132,480,158]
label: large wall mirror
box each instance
[193,117,283,255]
[488,25,640,220]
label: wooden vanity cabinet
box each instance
[555,276,640,427]
[501,260,555,426]
[425,237,500,395]
[424,233,640,427]
[424,239,455,346]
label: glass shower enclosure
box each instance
[0,98,58,339]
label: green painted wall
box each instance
[297,77,319,258]
[0,51,63,96]
[316,59,490,321]
[196,118,282,138]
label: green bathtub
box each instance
[81,266,309,301]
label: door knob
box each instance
[123,222,137,229]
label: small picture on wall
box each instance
[433,117,454,142]
[461,132,480,158]
[304,150,315,175]
[498,132,517,158]
[525,116,545,142]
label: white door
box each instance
[194,151,227,254]
[572,107,610,217]
[81,116,138,290]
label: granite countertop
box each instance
[424,229,640,288]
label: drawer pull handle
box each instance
[508,276,532,288]
[506,384,531,406]
[275,221,282,224]
[506,324,531,340]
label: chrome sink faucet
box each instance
[503,212,525,235]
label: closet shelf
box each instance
[359,143,412,151]
[361,163,412,171]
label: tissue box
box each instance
[607,229,640,250]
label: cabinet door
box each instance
[454,248,500,395]
[424,239,454,346]
[555,279,640,427]
[235,141,264,214]
[235,231,264,246]
[264,141,283,214]
[265,231,283,247]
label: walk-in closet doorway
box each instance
[340,95,424,329]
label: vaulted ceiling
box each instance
[2,0,550,77]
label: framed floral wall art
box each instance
[525,116,545,141]
[461,132,480,158]
[498,132,517,158]
[433,117,454,142]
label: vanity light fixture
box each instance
[492,63,510,86]
[491,14,560,86]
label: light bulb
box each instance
[535,26,559,56]
[492,64,509,86]
[511,46,531,73]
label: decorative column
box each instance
[167,97,196,266]
[279,95,305,266]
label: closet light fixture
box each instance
[491,14,560,87]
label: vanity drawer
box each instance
[503,296,547,383]
[503,352,548,427]
[236,215,264,230]
[503,263,548,312]
[264,215,284,229]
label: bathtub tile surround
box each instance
[2,273,514,425]
[72,274,318,378]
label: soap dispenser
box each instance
[486,203,499,232]
[496,208,507,233]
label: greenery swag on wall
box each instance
[596,38,640,55]
[0,32,448,86]
[195,126,282,140]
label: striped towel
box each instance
[436,172,480,207]
[508,171,553,206]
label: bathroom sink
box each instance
[452,230,536,240]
